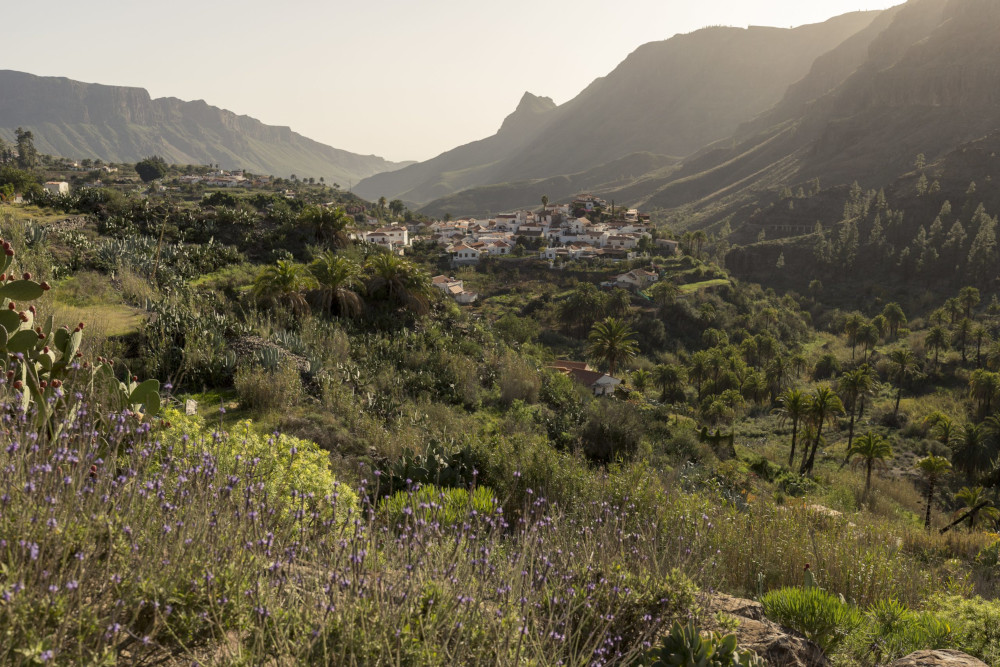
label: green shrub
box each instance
[578,399,648,462]
[760,587,862,654]
[841,598,957,665]
[644,621,765,666]
[234,361,303,412]
[926,594,1000,665]
[379,485,498,530]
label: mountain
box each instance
[355,10,882,210]
[0,70,409,184]
[618,0,1000,220]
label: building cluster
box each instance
[177,170,271,188]
[431,275,478,304]
[407,196,661,266]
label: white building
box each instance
[43,181,69,196]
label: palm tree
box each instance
[968,369,1000,420]
[845,432,893,502]
[954,486,1000,530]
[774,388,811,467]
[688,352,710,402]
[881,302,907,339]
[958,286,981,320]
[838,366,875,466]
[587,317,639,377]
[952,422,998,480]
[926,326,950,370]
[653,364,686,403]
[365,252,432,315]
[844,313,865,360]
[916,455,952,530]
[308,251,364,318]
[377,196,387,218]
[945,297,962,324]
[953,317,973,365]
[801,386,844,476]
[253,260,315,317]
[972,324,990,368]
[300,205,352,246]
[630,369,651,393]
[888,347,919,417]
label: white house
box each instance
[549,361,621,397]
[371,226,409,247]
[450,244,482,264]
[614,269,659,290]
[43,181,69,196]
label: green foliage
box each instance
[925,595,1000,665]
[134,155,169,183]
[378,440,480,496]
[380,484,498,529]
[760,587,862,654]
[161,409,357,522]
[645,621,765,666]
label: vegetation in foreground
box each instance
[2,151,1000,665]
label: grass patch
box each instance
[678,278,730,294]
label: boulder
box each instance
[889,650,989,667]
[703,593,829,667]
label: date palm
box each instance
[916,455,952,530]
[300,205,352,246]
[954,486,1000,530]
[888,347,920,417]
[845,432,893,502]
[774,388,811,467]
[968,369,1000,420]
[801,386,844,476]
[838,365,875,467]
[365,252,432,315]
[587,317,639,377]
[881,302,907,339]
[653,363,686,403]
[308,251,363,318]
[630,369,651,393]
[253,260,315,317]
[925,326,949,370]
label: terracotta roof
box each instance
[550,361,590,371]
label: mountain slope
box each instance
[355,11,882,209]
[0,70,408,183]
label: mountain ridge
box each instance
[0,70,410,184]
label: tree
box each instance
[887,347,919,417]
[958,286,981,319]
[253,260,315,317]
[14,128,39,170]
[926,326,950,369]
[688,352,710,402]
[838,366,875,465]
[881,303,907,339]
[300,205,351,246]
[388,199,405,219]
[135,155,168,183]
[953,486,1000,530]
[968,369,1000,420]
[843,313,865,360]
[692,230,707,259]
[846,432,893,502]
[972,324,990,368]
[365,252,432,315]
[630,369,651,392]
[653,364,686,403]
[952,422,996,480]
[953,317,973,365]
[587,317,639,377]
[801,386,844,476]
[541,194,549,208]
[916,455,952,530]
[308,251,363,318]
[774,388,811,468]
[377,196,387,218]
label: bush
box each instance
[379,485,498,530]
[578,399,647,462]
[926,595,1000,665]
[760,586,862,654]
[841,598,957,665]
[234,361,303,412]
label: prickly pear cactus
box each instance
[0,238,160,428]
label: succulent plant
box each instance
[0,239,160,429]
[645,621,764,667]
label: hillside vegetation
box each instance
[2,150,1000,665]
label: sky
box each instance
[5,1,900,163]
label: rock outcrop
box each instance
[889,650,989,667]
[703,593,829,667]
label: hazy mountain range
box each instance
[0,70,411,185]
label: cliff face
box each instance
[0,70,407,183]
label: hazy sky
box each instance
[6,1,900,163]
